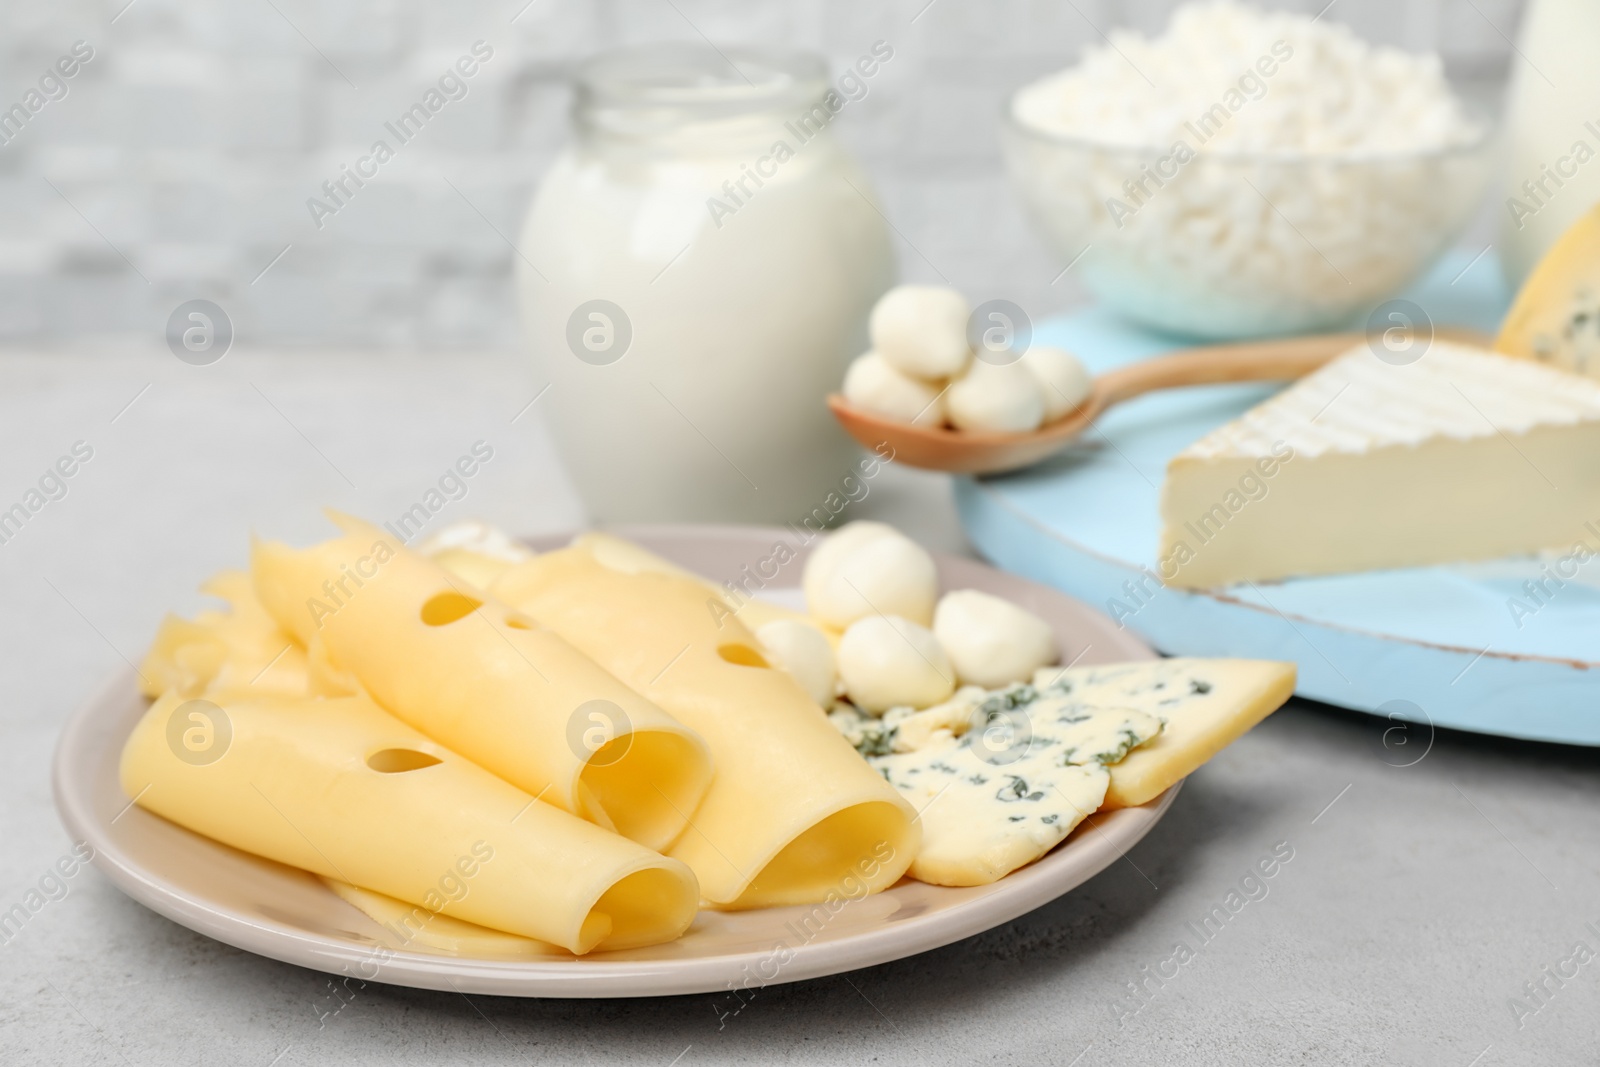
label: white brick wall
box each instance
[0,0,1524,351]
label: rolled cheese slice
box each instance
[323,878,559,959]
[426,546,517,590]
[141,570,309,700]
[491,548,921,909]
[571,530,833,646]
[250,515,713,853]
[120,691,699,954]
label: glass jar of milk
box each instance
[1501,0,1600,285]
[518,44,894,523]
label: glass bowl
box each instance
[1001,106,1495,340]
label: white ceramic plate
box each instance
[52,524,1176,998]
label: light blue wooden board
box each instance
[957,251,1600,746]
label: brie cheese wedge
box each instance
[1159,342,1600,588]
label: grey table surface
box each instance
[3,348,1598,1067]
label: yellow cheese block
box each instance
[120,691,698,954]
[491,548,920,909]
[1497,201,1600,375]
[250,515,713,853]
[140,570,308,699]
[1087,658,1297,809]
[572,531,837,648]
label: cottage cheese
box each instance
[1013,1,1478,156]
[1006,1,1489,338]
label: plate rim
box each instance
[53,523,1179,998]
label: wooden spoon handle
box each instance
[1094,332,1363,406]
[1093,327,1495,408]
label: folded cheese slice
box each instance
[570,531,833,644]
[250,515,713,853]
[491,548,920,909]
[323,879,559,959]
[417,519,535,590]
[141,570,308,700]
[120,691,698,954]
[1159,342,1600,587]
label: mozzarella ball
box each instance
[870,285,973,380]
[933,589,1058,688]
[838,615,957,713]
[804,520,896,591]
[946,360,1045,433]
[1021,345,1093,423]
[756,620,837,708]
[804,523,938,628]
[841,351,946,427]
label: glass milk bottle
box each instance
[1500,0,1600,285]
[518,45,894,523]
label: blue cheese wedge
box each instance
[1031,658,1296,809]
[885,686,986,752]
[876,736,1112,887]
[827,704,895,757]
[830,657,1296,886]
[845,682,1164,887]
[827,686,989,757]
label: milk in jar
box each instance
[518,45,895,523]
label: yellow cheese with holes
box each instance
[323,879,559,959]
[418,519,534,589]
[427,546,515,590]
[140,570,308,699]
[250,515,713,853]
[572,531,836,648]
[492,547,920,909]
[1497,202,1600,375]
[120,691,698,954]
[305,631,364,697]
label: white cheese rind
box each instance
[1160,342,1600,587]
[1178,342,1600,460]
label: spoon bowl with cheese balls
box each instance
[828,284,1449,475]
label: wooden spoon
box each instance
[829,328,1490,475]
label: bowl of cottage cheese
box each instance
[1003,0,1492,339]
